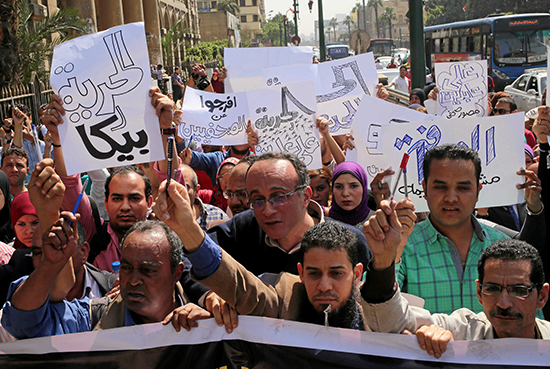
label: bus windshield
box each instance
[495,29,550,65]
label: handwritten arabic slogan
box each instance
[247,80,322,169]
[380,114,524,212]
[224,46,313,93]
[179,88,248,145]
[261,53,378,135]
[435,60,488,119]
[50,22,163,175]
[347,95,437,179]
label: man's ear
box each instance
[174,262,184,282]
[147,195,153,208]
[537,283,549,310]
[79,242,90,265]
[302,186,312,207]
[476,279,483,306]
[353,263,364,286]
[297,262,304,282]
[422,180,427,198]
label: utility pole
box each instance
[409,0,426,88]
[279,21,283,46]
[362,0,366,33]
[293,0,299,37]
[283,16,288,46]
[318,0,326,61]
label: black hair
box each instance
[246,151,310,188]
[121,220,183,273]
[423,144,482,185]
[496,96,517,112]
[478,239,545,293]
[104,165,152,199]
[301,221,358,265]
[1,147,29,167]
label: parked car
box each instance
[377,56,393,68]
[504,68,547,112]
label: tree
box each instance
[17,0,87,84]
[261,13,294,46]
[325,29,332,43]
[329,17,339,42]
[368,0,383,38]
[161,19,191,70]
[240,31,252,48]
[0,0,19,87]
[343,15,354,38]
[380,7,397,39]
[465,0,549,20]
[425,0,466,25]
[184,39,228,63]
[216,0,240,15]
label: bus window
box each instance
[473,35,481,53]
[495,30,548,64]
[460,37,467,52]
[434,38,440,53]
[442,38,449,52]
[452,38,459,53]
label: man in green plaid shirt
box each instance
[395,144,542,314]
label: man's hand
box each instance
[105,278,120,299]
[41,94,65,142]
[153,180,205,251]
[193,64,208,77]
[179,147,192,165]
[427,86,439,101]
[162,303,212,332]
[375,83,389,100]
[363,200,403,270]
[205,291,238,334]
[28,159,66,230]
[217,66,228,81]
[12,107,27,128]
[517,169,543,213]
[532,106,550,144]
[370,168,395,209]
[149,87,174,129]
[316,116,330,137]
[41,212,79,267]
[342,134,355,152]
[415,325,454,359]
[246,120,259,147]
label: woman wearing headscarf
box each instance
[10,192,39,249]
[409,88,426,107]
[328,162,374,229]
[0,171,14,264]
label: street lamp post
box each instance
[318,0,325,61]
[293,0,299,38]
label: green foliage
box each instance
[17,0,87,84]
[261,13,295,46]
[329,17,339,40]
[380,6,397,38]
[240,32,252,47]
[184,39,229,63]
[343,15,354,35]
[465,0,549,20]
[424,0,466,25]
[216,0,240,15]
[161,19,191,69]
[368,0,383,37]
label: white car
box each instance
[504,68,547,112]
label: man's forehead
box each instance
[121,231,170,259]
[109,172,146,193]
[303,247,353,268]
[428,158,476,177]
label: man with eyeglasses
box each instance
[361,212,550,357]
[223,156,257,216]
[206,152,373,277]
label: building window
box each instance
[211,1,217,8]
[253,14,258,22]
[252,0,257,5]
[241,15,247,22]
[240,0,246,6]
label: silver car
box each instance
[504,68,547,112]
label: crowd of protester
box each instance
[0,57,549,362]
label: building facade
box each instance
[198,11,240,47]
[32,0,200,68]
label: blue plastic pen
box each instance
[70,177,90,223]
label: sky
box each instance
[264,0,361,40]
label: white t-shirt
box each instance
[391,76,409,93]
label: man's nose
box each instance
[318,275,333,292]
[496,289,514,310]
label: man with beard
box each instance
[157,176,370,330]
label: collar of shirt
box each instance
[124,290,184,327]
[195,197,207,221]
[82,267,103,300]
[425,214,486,244]
[264,200,324,254]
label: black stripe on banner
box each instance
[0,340,547,369]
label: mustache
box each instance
[490,307,523,319]
[312,292,339,299]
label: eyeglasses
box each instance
[480,283,540,298]
[223,189,248,200]
[248,185,306,210]
[493,108,510,115]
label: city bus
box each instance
[367,38,395,58]
[424,13,550,91]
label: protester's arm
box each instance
[11,107,24,148]
[316,117,345,164]
[375,83,389,100]
[150,87,176,174]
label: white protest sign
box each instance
[225,46,313,93]
[50,22,163,175]
[179,88,249,145]
[381,113,525,212]
[435,60,488,119]
[248,80,322,169]
[261,53,379,135]
[346,95,437,179]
